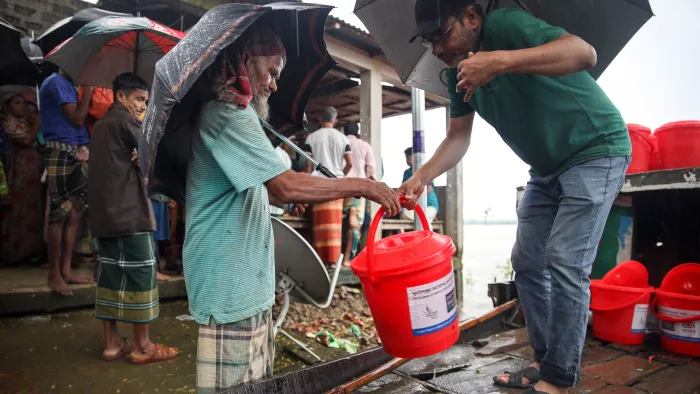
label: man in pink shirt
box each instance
[342,123,376,266]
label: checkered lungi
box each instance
[44,143,88,223]
[95,232,159,323]
[196,309,274,393]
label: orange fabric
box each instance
[312,199,344,265]
[78,87,114,135]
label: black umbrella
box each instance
[139,2,336,204]
[0,17,40,86]
[353,0,654,98]
[33,7,131,54]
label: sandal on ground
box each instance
[128,343,179,365]
[492,366,540,388]
[101,338,133,361]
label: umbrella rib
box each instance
[622,0,655,16]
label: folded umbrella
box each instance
[354,0,654,98]
[44,16,185,88]
[33,7,131,54]
[139,2,336,204]
[0,17,40,86]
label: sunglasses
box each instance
[420,10,466,48]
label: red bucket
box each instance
[655,121,700,170]
[601,260,649,287]
[351,202,457,358]
[651,263,700,356]
[627,124,653,174]
[590,280,653,344]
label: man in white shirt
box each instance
[342,122,375,265]
[303,107,352,267]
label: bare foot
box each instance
[533,380,568,394]
[156,272,171,281]
[48,274,73,296]
[102,338,132,361]
[63,274,94,285]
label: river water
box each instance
[459,224,518,319]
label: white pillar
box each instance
[445,107,465,308]
[360,69,383,238]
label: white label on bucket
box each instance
[659,305,700,343]
[631,304,649,333]
[406,272,457,336]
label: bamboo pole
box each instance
[325,299,519,394]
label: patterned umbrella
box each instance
[138,2,336,203]
[44,16,185,87]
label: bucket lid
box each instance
[601,260,649,288]
[351,230,456,278]
[655,120,700,134]
[659,262,700,295]
[627,124,651,135]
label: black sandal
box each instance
[492,366,540,388]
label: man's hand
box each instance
[456,51,504,102]
[82,85,96,98]
[397,176,426,210]
[131,150,140,168]
[75,147,89,162]
[291,204,306,217]
[362,181,400,217]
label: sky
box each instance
[306,0,700,220]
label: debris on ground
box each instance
[175,315,195,322]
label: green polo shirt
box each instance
[445,9,630,176]
[184,101,288,325]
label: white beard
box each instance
[251,92,270,122]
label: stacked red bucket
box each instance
[590,261,654,344]
[654,121,700,170]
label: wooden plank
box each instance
[622,167,700,193]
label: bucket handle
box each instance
[590,290,651,312]
[366,196,430,283]
[650,297,700,323]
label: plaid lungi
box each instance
[196,309,274,393]
[44,146,88,223]
[312,199,344,264]
[95,232,159,324]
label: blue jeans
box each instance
[512,156,630,387]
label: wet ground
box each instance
[0,286,377,394]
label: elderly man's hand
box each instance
[362,181,400,217]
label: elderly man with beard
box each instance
[184,25,400,392]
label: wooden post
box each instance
[360,69,383,239]
[444,106,465,308]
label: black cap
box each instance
[409,0,475,43]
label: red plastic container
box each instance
[590,280,654,344]
[648,134,661,171]
[652,263,700,356]
[655,121,700,170]
[627,124,653,174]
[351,203,457,358]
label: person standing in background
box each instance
[303,107,353,267]
[341,122,375,266]
[401,147,439,224]
[40,69,94,295]
[269,143,292,217]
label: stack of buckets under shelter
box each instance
[591,261,700,357]
[626,121,700,174]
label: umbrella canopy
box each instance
[139,2,335,203]
[354,0,654,98]
[44,16,186,88]
[0,17,40,86]
[33,7,131,54]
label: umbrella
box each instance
[44,16,186,88]
[139,2,336,204]
[353,0,654,98]
[33,7,131,54]
[0,17,40,86]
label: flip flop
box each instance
[492,366,540,388]
[101,338,133,361]
[129,343,179,365]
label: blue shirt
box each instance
[402,168,439,210]
[184,102,288,325]
[39,73,90,146]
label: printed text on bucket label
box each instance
[631,304,648,333]
[659,305,700,342]
[407,272,457,336]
